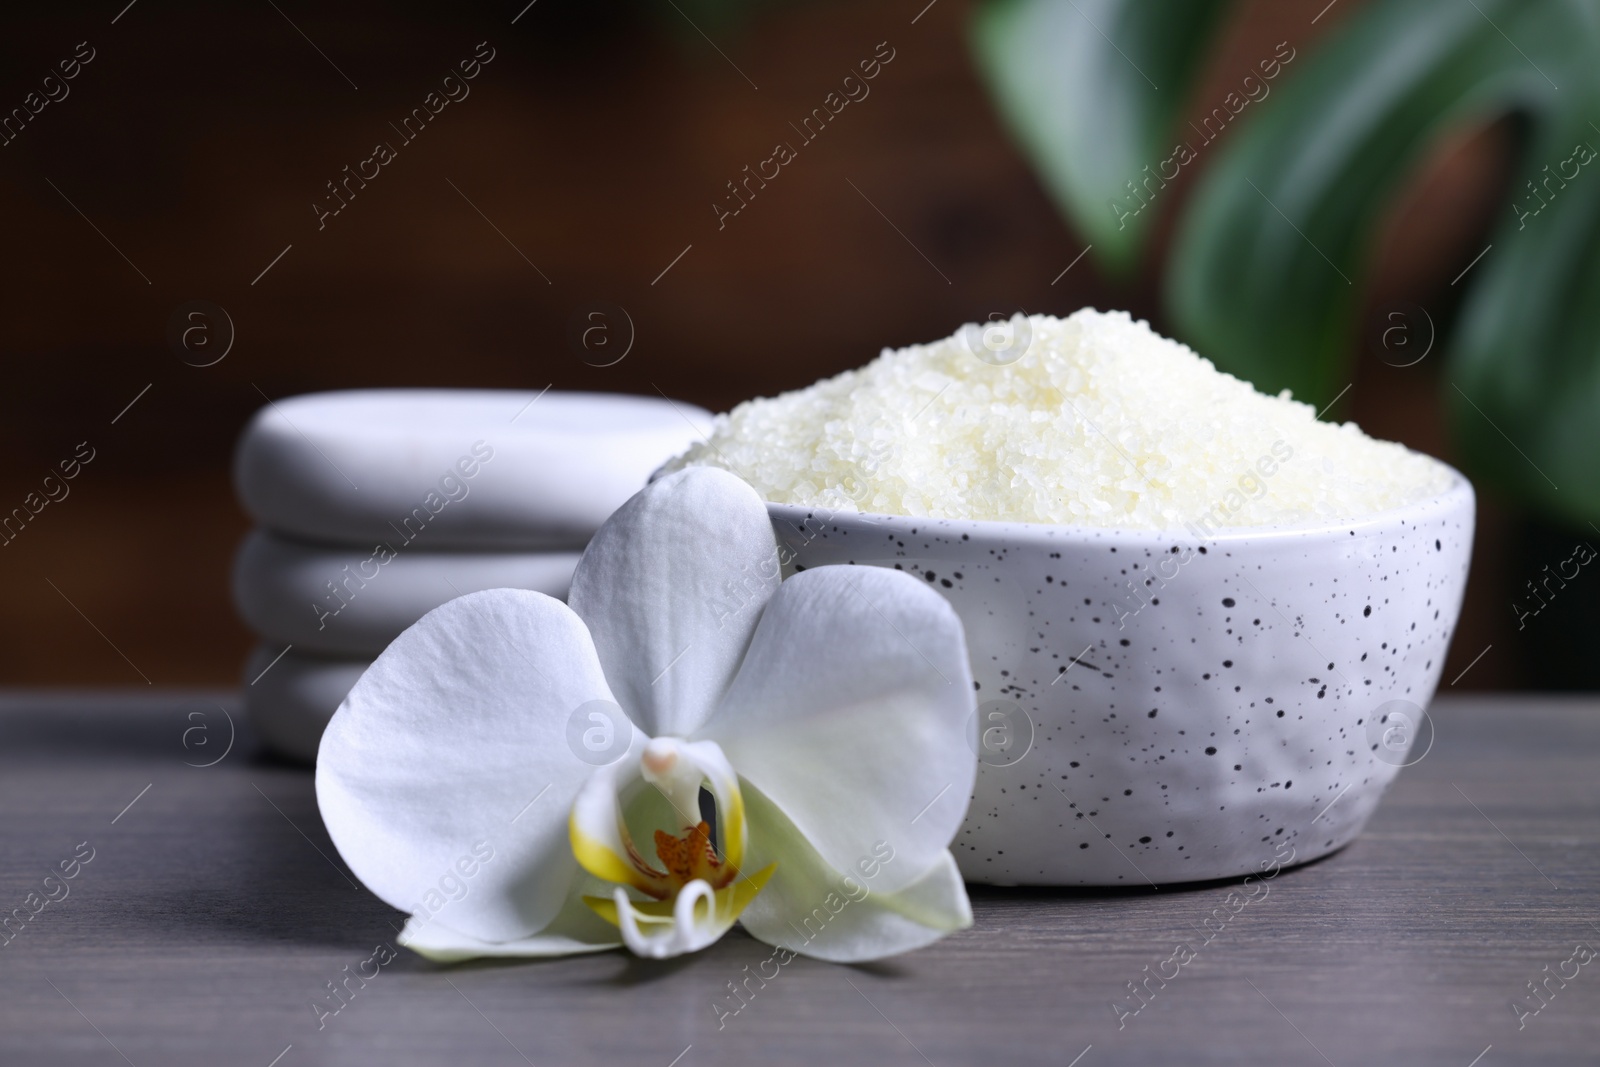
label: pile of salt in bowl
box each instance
[662,309,1452,529]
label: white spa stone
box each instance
[233,530,581,656]
[243,646,368,764]
[235,389,712,549]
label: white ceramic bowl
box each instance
[767,471,1474,886]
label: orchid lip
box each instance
[572,735,769,946]
[572,739,777,953]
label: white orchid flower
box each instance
[315,467,976,962]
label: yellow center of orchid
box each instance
[569,736,775,958]
[650,822,736,895]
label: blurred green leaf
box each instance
[967,0,1600,522]
[1450,128,1600,525]
[1166,0,1600,519]
[971,0,1233,273]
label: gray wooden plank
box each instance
[0,692,1594,1066]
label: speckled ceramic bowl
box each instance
[766,470,1474,886]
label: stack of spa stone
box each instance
[231,389,710,763]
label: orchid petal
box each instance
[317,589,639,943]
[567,467,779,738]
[736,783,971,963]
[699,566,975,896]
[398,881,622,962]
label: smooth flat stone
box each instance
[243,646,368,764]
[235,390,711,549]
[233,530,581,656]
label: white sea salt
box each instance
[662,309,1454,529]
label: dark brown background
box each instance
[0,0,1583,689]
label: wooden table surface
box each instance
[0,692,1594,1067]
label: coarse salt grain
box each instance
[661,309,1454,530]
